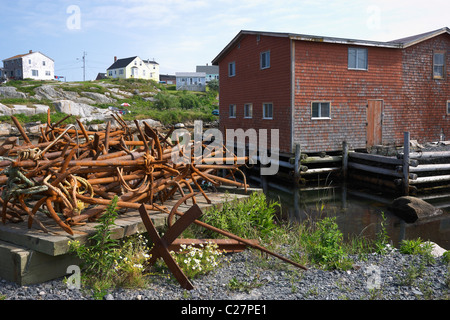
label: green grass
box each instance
[1,78,219,126]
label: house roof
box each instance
[176,72,206,78]
[143,59,159,65]
[196,65,219,74]
[3,50,54,62]
[212,27,450,65]
[388,27,450,48]
[107,56,138,70]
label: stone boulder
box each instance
[0,86,27,99]
[0,103,49,116]
[81,92,117,104]
[0,103,13,116]
[34,85,72,101]
[0,123,12,136]
[34,85,96,104]
[53,100,112,122]
[390,196,443,223]
[11,105,36,116]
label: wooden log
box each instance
[342,141,348,180]
[409,174,450,185]
[348,162,402,177]
[301,155,342,164]
[349,172,398,190]
[301,167,340,175]
[398,150,450,159]
[294,143,301,179]
[348,151,402,165]
[402,132,410,195]
[409,163,450,172]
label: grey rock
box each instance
[53,100,112,122]
[0,86,27,99]
[81,92,117,104]
[390,196,443,223]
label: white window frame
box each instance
[311,101,331,119]
[447,100,450,115]
[244,103,253,118]
[263,103,273,119]
[260,51,270,69]
[433,51,446,79]
[31,69,39,77]
[228,61,236,77]
[348,48,368,70]
[229,104,236,118]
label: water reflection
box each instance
[260,182,450,250]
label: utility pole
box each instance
[82,51,86,82]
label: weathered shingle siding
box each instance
[399,34,450,143]
[217,30,450,155]
[219,34,292,153]
[292,40,403,153]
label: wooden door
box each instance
[367,100,383,147]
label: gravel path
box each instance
[1,247,449,302]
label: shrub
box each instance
[69,196,151,296]
[399,238,435,264]
[154,92,180,110]
[179,91,200,109]
[301,217,352,270]
[196,192,280,241]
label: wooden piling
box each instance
[402,132,410,196]
[342,141,348,180]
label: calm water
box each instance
[259,182,450,250]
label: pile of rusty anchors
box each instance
[139,193,307,290]
[0,112,249,235]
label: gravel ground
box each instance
[1,247,449,302]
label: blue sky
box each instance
[1,0,449,81]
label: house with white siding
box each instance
[175,72,206,91]
[107,56,159,81]
[2,50,55,81]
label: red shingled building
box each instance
[212,28,450,156]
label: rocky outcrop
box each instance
[33,85,115,105]
[0,102,49,116]
[390,196,443,223]
[53,100,112,122]
[0,86,27,99]
[34,85,77,101]
[81,91,116,104]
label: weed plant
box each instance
[69,196,150,297]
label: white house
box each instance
[107,56,159,81]
[2,50,55,81]
[175,72,206,91]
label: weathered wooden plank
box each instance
[348,151,402,165]
[409,174,450,184]
[410,163,450,172]
[348,162,402,177]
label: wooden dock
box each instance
[245,131,450,199]
[0,186,260,285]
